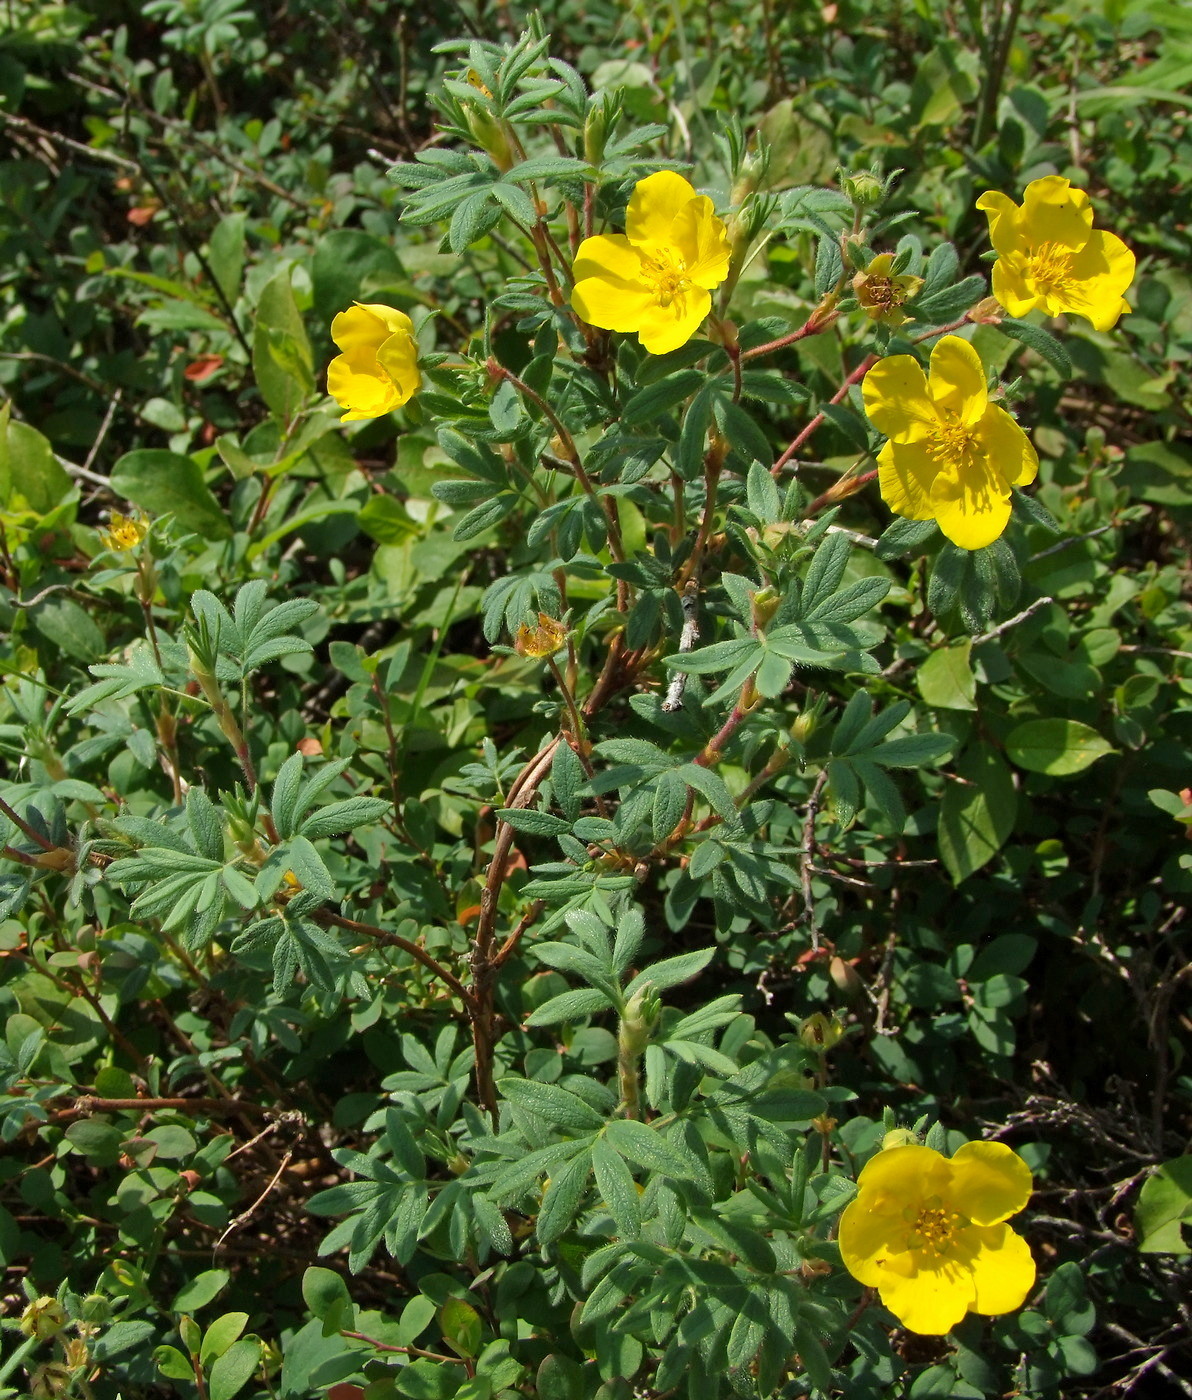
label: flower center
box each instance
[640,249,691,307]
[905,1197,962,1255]
[1025,241,1077,296]
[926,414,978,471]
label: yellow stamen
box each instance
[925,415,978,470]
[640,250,691,307]
[1024,241,1077,297]
[905,1198,962,1255]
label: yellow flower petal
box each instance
[878,441,938,521]
[875,1251,977,1336]
[669,196,731,289]
[927,336,987,426]
[975,190,1026,258]
[1062,229,1136,331]
[376,331,421,404]
[966,1223,1037,1316]
[356,303,415,338]
[636,284,711,355]
[930,461,1012,550]
[573,233,645,285]
[989,257,1044,320]
[839,1192,907,1287]
[1021,175,1094,251]
[626,170,701,247]
[978,405,1038,489]
[331,304,389,355]
[862,355,936,442]
[326,352,400,421]
[948,1141,1033,1226]
[572,236,656,333]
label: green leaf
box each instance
[1135,1157,1192,1254]
[622,370,704,427]
[155,1345,195,1381]
[603,1118,704,1180]
[917,641,976,710]
[494,807,572,836]
[592,1138,642,1238]
[997,316,1072,379]
[208,212,247,305]
[496,1076,605,1132]
[199,1312,248,1366]
[439,1297,482,1359]
[253,268,313,422]
[1,417,72,514]
[624,947,715,996]
[525,987,614,1027]
[110,450,232,539]
[1005,720,1114,776]
[311,228,404,328]
[536,1149,593,1245]
[938,741,1017,884]
[208,1337,262,1400]
[359,495,419,545]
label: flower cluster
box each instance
[325,171,1132,554]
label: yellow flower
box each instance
[326,303,420,422]
[839,1140,1036,1335]
[976,176,1135,331]
[861,334,1038,550]
[571,171,731,355]
[852,253,924,329]
[100,512,148,552]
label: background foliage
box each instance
[1,0,1190,1397]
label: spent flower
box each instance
[976,176,1134,331]
[862,334,1038,550]
[327,303,421,422]
[571,171,731,355]
[853,253,924,328]
[839,1140,1036,1335]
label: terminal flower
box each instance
[839,1139,1036,1335]
[327,303,421,422]
[862,335,1038,550]
[99,512,148,552]
[571,171,731,355]
[976,176,1134,330]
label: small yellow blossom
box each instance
[100,512,147,552]
[327,303,421,423]
[862,335,1038,550]
[976,176,1135,331]
[853,253,924,328]
[839,1140,1036,1335]
[515,613,568,658]
[571,171,731,355]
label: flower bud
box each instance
[841,170,883,207]
[583,93,614,167]
[791,711,817,745]
[619,983,662,1059]
[20,1297,68,1340]
[80,1294,110,1323]
[881,1127,918,1151]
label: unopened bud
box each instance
[584,95,612,167]
[80,1294,110,1323]
[791,711,817,745]
[881,1128,918,1151]
[750,586,780,630]
[840,170,883,207]
[20,1297,68,1340]
[619,983,662,1058]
